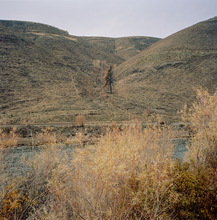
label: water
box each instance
[1,140,188,178]
[173,139,188,161]
[0,144,75,178]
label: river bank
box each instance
[0,121,190,147]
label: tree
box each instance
[102,64,116,94]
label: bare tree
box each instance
[102,64,116,94]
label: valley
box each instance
[0,17,217,125]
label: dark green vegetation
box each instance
[0,17,217,124]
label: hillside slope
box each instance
[0,20,160,124]
[113,17,217,115]
[80,36,160,60]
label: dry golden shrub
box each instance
[0,127,19,149]
[65,132,86,147]
[75,115,85,126]
[1,88,217,219]
[47,121,178,219]
[36,127,58,145]
[172,89,217,219]
[181,88,217,165]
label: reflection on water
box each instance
[1,140,188,177]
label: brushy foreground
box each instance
[0,88,217,219]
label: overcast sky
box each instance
[0,0,216,38]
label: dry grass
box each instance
[0,21,161,125]
[0,127,19,149]
[20,121,178,219]
[0,89,216,219]
[181,88,217,165]
[0,121,179,219]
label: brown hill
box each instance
[0,20,160,124]
[1,17,216,125]
[113,17,217,115]
[80,36,160,60]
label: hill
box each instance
[80,36,160,60]
[113,17,217,116]
[1,17,217,124]
[0,20,160,124]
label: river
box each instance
[1,139,188,178]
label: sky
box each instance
[0,0,216,38]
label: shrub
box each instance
[1,88,216,219]
[0,182,26,219]
[0,127,66,219]
[36,127,58,145]
[47,122,178,219]
[171,159,217,219]
[75,115,85,127]
[0,121,179,219]
[173,88,217,219]
[0,127,19,148]
[180,88,217,166]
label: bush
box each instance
[0,128,68,219]
[0,88,216,219]
[0,182,26,219]
[173,88,217,219]
[47,122,178,219]
[0,127,19,148]
[170,159,217,219]
[75,115,85,127]
[181,88,217,166]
